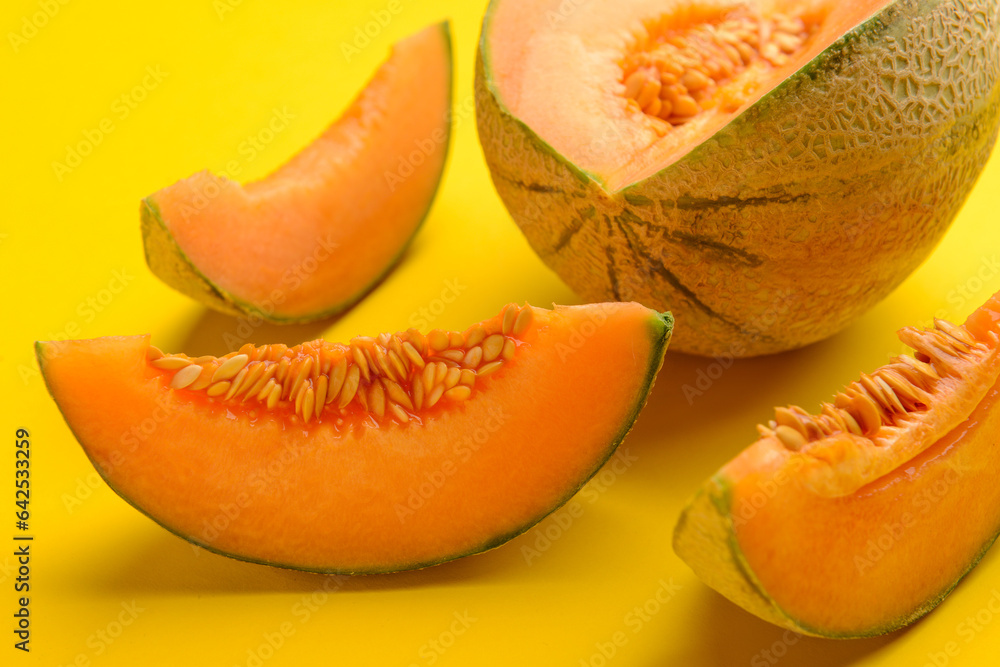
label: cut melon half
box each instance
[476,0,1000,356]
[37,302,672,573]
[143,22,453,323]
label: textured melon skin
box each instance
[476,0,1000,357]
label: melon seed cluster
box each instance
[758,318,986,450]
[148,304,534,426]
[621,8,815,127]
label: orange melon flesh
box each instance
[142,22,452,321]
[37,303,671,573]
[674,291,1000,637]
[483,0,892,191]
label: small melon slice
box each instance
[476,0,1000,356]
[674,290,1000,637]
[143,22,452,323]
[37,303,671,573]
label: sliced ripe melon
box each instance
[37,303,671,573]
[674,290,1000,637]
[476,0,1000,356]
[143,22,452,323]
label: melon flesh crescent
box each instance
[485,0,894,191]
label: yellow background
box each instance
[4,0,1000,665]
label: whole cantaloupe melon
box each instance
[475,0,1000,357]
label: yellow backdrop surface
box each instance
[3,1,1000,665]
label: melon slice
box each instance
[476,0,1000,356]
[143,22,452,323]
[674,290,1000,637]
[37,302,671,573]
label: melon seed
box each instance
[444,385,472,402]
[151,306,531,424]
[212,354,249,382]
[463,346,483,368]
[339,365,361,409]
[439,349,465,363]
[152,356,192,371]
[513,307,533,335]
[774,425,806,451]
[402,341,425,368]
[170,364,202,389]
[224,367,250,400]
[315,375,328,419]
[302,386,316,425]
[620,8,813,126]
[389,402,410,423]
[207,381,230,398]
[428,330,449,351]
[465,325,487,348]
[478,360,503,378]
[482,335,504,362]
[426,384,445,408]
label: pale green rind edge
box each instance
[141,21,454,325]
[672,466,1000,639]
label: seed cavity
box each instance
[758,316,988,451]
[148,305,536,426]
[620,8,817,128]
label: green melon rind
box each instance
[35,310,672,575]
[141,21,454,325]
[475,0,1000,357]
[141,198,245,318]
[672,468,1000,638]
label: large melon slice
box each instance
[674,290,1000,637]
[143,22,452,323]
[37,302,671,573]
[476,0,1000,356]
